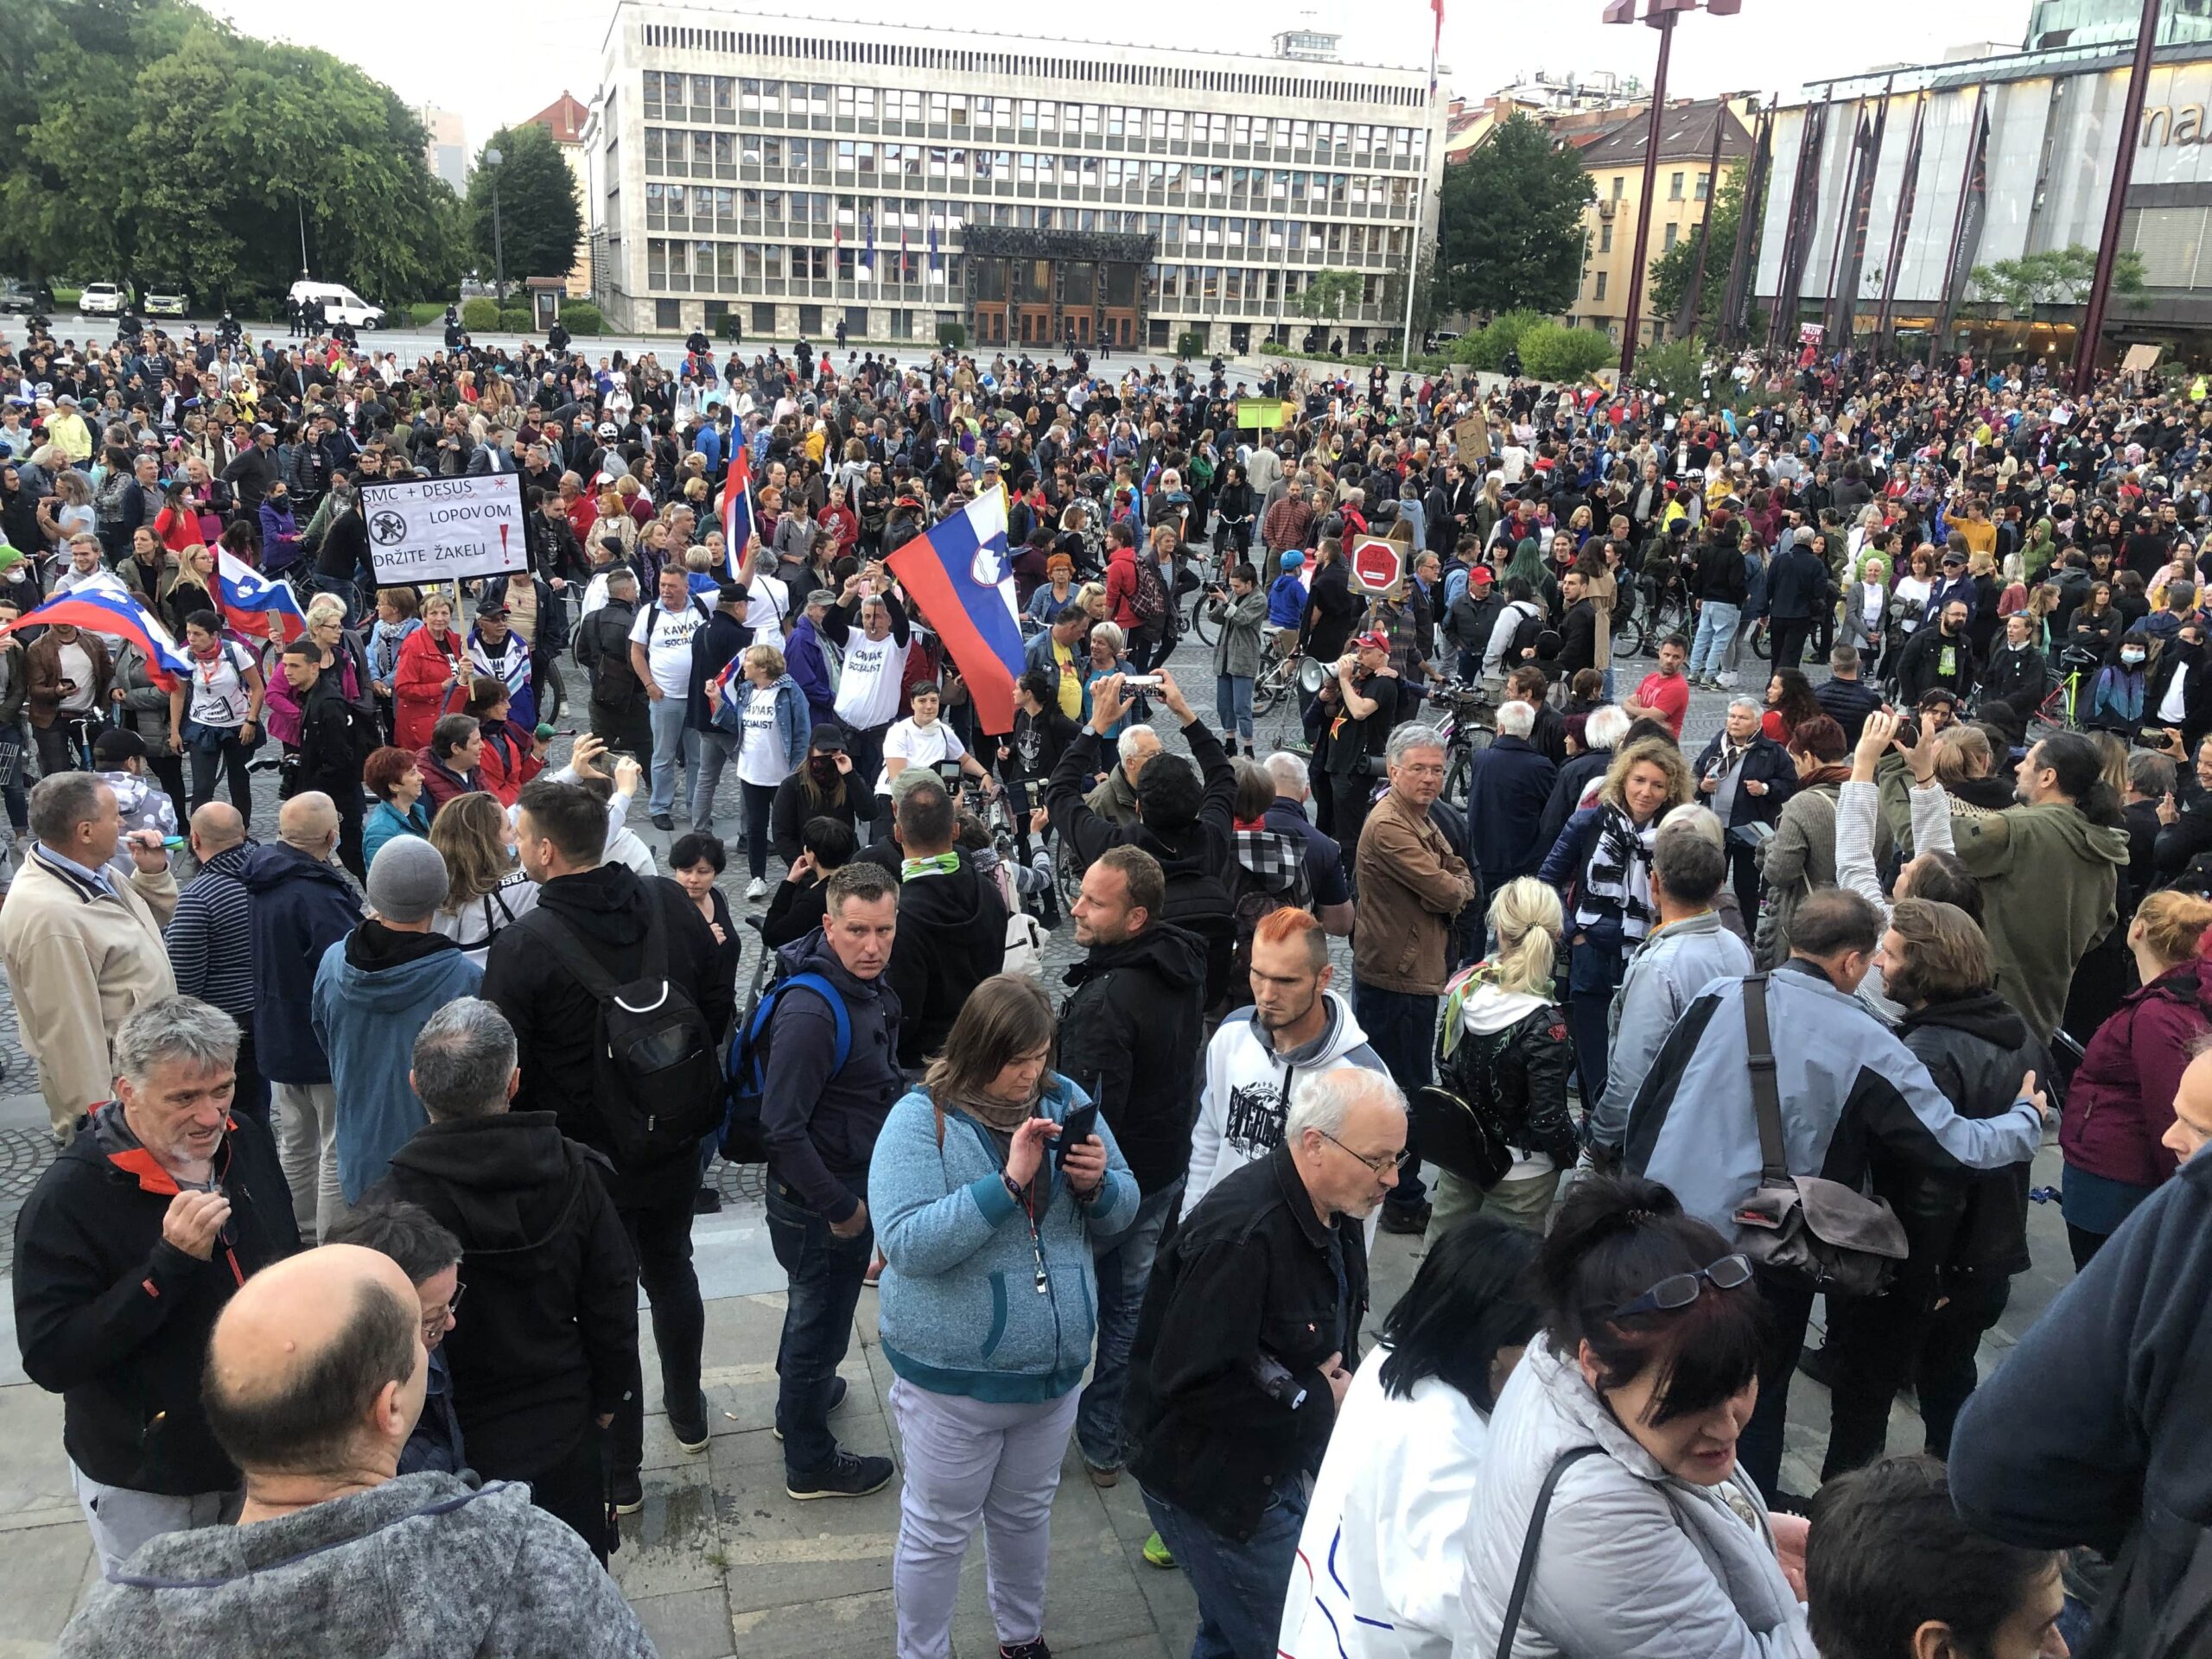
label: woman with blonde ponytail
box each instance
[1427,878,1579,1240]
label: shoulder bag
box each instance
[1731,973,1910,1296]
[1494,1446,1602,1659]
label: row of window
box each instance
[637,131,1415,209]
[639,77,1424,159]
[639,188,1409,254]
[1602,169,1714,203]
[635,235,1379,308]
[631,26,1431,108]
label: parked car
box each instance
[143,289,187,318]
[0,280,49,315]
[77,282,124,316]
[288,280,383,328]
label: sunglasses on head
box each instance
[1610,1252,1753,1323]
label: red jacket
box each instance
[476,719,545,807]
[391,625,466,752]
[1104,543,1143,630]
[2060,956,2212,1189]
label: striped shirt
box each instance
[165,842,257,1023]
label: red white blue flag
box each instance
[884,489,1025,736]
[721,448,757,579]
[0,580,192,690]
[216,549,308,645]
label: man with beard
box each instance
[1895,599,1978,707]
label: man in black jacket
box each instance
[480,779,732,1511]
[1820,899,2048,1482]
[573,565,652,758]
[1059,845,1208,1484]
[1949,1047,2212,1656]
[2144,620,2212,757]
[1126,1066,1404,1658]
[1813,644,1885,747]
[1554,569,1599,677]
[757,861,906,1499]
[1047,668,1238,1006]
[877,775,1008,1071]
[367,997,639,1562]
[281,640,367,880]
[1895,599,1979,707]
[13,995,300,1573]
[1764,524,1832,672]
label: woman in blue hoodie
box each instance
[870,975,1137,1659]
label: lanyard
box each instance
[1005,1166,1049,1294]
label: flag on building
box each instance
[0,582,191,689]
[883,487,1026,735]
[216,550,308,645]
[929,220,941,276]
[721,448,757,578]
[1430,0,1444,96]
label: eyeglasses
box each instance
[1315,1128,1412,1179]
[422,1280,465,1334]
[1611,1253,1752,1323]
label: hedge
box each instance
[461,296,500,333]
[936,321,967,350]
[498,308,532,333]
[556,302,604,336]
[1175,329,1205,359]
[718,313,747,340]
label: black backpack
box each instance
[1161,863,1236,1009]
[516,902,724,1166]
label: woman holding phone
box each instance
[869,976,1138,1659]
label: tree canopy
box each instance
[1436,113,1596,319]
[1968,245,2148,316]
[0,0,464,307]
[1296,268,1362,323]
[1648,159,1758,337]
[467,123,584,296]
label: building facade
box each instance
[1751,32,2212,357]
[419,105,467,195]
[587,3,1446,353]
[1564,98,1752,347]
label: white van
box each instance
[289,281,384,328]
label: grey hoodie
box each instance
[60,1472,656,1659]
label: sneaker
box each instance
[746,876,769,901]
[773,1376,849,1441]
[612,1470,645,1516]
[1141,1531,1176,1569]
[785,1449,895,1500]
[668,1393,712,1454]
[863,1250,885,1288]
[1084,1461,1120,1488]
[999,1642,1052,1659]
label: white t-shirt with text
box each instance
[628,596,709,696]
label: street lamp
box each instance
[485,145,506,306]
[1603,0,1742,380]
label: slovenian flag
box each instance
[721,448,756,579]
[884,488,1025,737]
[217,549,308,645]
[0,582,192,690]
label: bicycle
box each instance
[2036,645,2103,732]
[1428,677,1497,809]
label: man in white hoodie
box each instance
[1182,907,1389,1219]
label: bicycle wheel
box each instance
[1614,605,1649,661]
[1443,747,1471,810]
[1749,621,1771,662]
[1191,592,1225,646]
[538,664,568,729]
[1056,842,1084,910]
[1252,656,1289,715]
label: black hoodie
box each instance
[370,1112,640,1482]
[479,861,734,1207]
[885,852,1009,1070]
[1057,921,1209,1194]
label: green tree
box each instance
[467,124,582,298]
[1516,321,1617,383]
[1297,268,1363,323]
[1967,245,2149,316]
[1437,112,1595,318]
[1648,159,1760,336]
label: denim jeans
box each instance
[1688,600,1740,679]
[1214,675,1254,747]
[1142,1479,1310,1659]
[186,730,258,820]
[1076,1179,1181,1471]
[764,1176,873,1476]
[647,694,698,816]
[689,728,738,830]
[610,1194,707,1478]
[1351,982,1434,1213]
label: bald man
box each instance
[239,791,364,1239]
[55,1244,653,1658]
[167,804,264,1122]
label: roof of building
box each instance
[526,92,590,145]
[1577,98,1752,170]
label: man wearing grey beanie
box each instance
[310,837,485,1205]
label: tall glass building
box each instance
[2027,0,2212,50]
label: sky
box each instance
[197,0,2039,153]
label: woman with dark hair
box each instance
[1758,668,1820,745]
[1280,1217,1542,1659]
[416,712,484,817]
[465,676,547,808]
[1756,714,1854,967]
[1460,1176,1812,1657]
[667,831,739,1018]
[868,975,1138,1659]
[769,723,878,864]
[761,814,858,949]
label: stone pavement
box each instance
[0,623,2088,1656]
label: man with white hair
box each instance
[1539,702,1633,850]
[1126,1064,1406,1659]
[1084,721,1161,830]
[1262,751,1353,935]
[1461,698,1559,898]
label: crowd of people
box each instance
[3,300,2209,1659]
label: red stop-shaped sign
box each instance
[1349,536,1405,595]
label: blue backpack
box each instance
[721,971,849,1162]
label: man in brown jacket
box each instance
[1352,721,1476,1233]
[25,621,112,779]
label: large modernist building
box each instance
[1751,0,2212,357]
[584,4,1447,353]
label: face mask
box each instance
[2122,649,2146,665]
[808,755,840,785]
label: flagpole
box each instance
[1402,31,1439,371]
